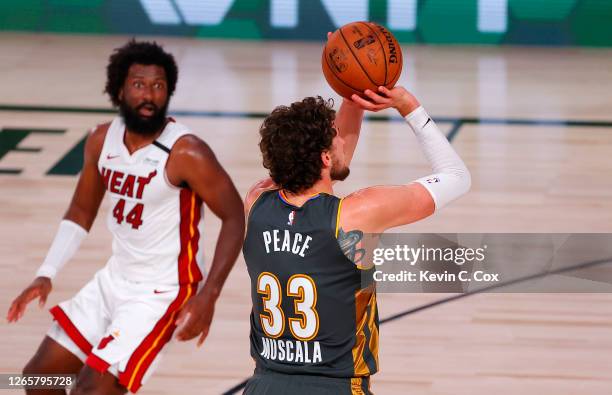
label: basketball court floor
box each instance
[1,33,612,394]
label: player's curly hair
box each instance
[259,96,337,194]
[105,39,178,107]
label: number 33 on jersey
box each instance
[244,191,379,378]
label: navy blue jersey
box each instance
[243,190,379,378]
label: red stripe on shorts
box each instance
[50,305,93,355]
[86,353,111,373]
[118,283,196,393]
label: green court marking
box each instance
[0,128,65,160]
[3,104,612,177]
[0,168,22,174]
[3,104,612,128]
[47,135,87,175]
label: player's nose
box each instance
[141,84,154,100]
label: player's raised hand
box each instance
[175,293,216,347]
[7,277,52,323]
[351,86,421,117]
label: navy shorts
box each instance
[243,366,373,395]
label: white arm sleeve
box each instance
[35,220,87,279]
[405,106,471,210]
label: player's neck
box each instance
[123,124,166,154]
[282,179,333,207]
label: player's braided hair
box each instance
[259,96,337,194]
[105,39,178,107]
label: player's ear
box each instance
[118,89,124,101]
[321,150,332,168]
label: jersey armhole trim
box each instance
[335,197,344,238]
[152,140,171,154]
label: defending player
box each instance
[6,40,245,394]
[243,86,471,394]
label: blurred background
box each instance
[3,0,612,45]
[1,1,612,394]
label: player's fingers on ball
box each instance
[351,95,376,109]
[365,89,391,104]
[350,94,370,107]
[363,89,385,104]
[378,86,392,96]
[351,92,366,101]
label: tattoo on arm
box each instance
[338,227,365,265]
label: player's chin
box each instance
[331,167,350,182]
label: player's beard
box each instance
[330,157,350,181]
[119,100,168,136]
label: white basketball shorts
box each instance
[47,264,198,393]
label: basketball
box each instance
[322,21,403,99]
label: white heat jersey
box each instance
[97,117,204,286]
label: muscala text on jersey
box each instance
[260,337,323,364]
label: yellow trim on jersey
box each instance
[335,198,345,238]
[367,292,380,371]
[352,287,371,376]
[279,189,289,202]
[351,377,366,395]
[278,189,321,207]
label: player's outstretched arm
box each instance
[324,31,365,170]
[341,86,471,233]
[7,125,107,322]
[335,98,364,169]
[168,136,245,346]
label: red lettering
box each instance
[112,199,126,224]
[109,171,124,194]
[101,167,112,190]
[126,203,144,229]
[112,199,144,230]
[119,174,136,198]
[136,170,157,199]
